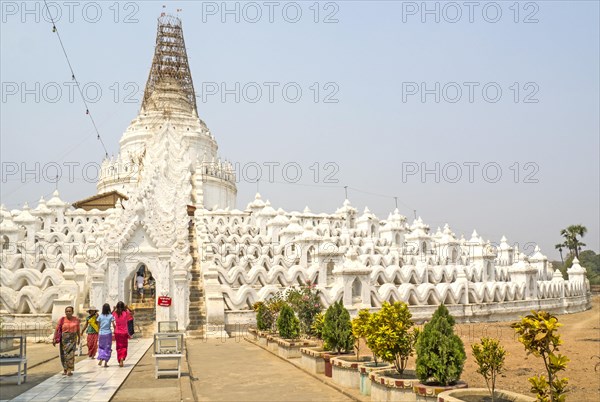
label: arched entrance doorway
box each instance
[128,263,156,336]
[129,264,157,305]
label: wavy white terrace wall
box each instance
[196,198,591,329]
[0,192,592,331]
[0,195,109,319]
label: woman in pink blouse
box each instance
[112,301,134,367]
[52,306,80,376]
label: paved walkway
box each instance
[7,339,152,402]
[186,337,353,401]
[4,337,357,402]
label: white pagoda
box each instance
[0,15,591,336]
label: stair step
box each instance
[188,223,207,334]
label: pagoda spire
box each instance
[141,15,197,116]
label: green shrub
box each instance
[511,311,569,402]
[367,302,418,374]
[277,304,300,339]
[254,302,273,331]
[415,304,466,385]
[472,337,507,402]
[258,291,287,331]
[311,312,325,340]
[322,300,353,354]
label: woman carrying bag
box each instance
[52,306,80,376]
[112,301,134,367]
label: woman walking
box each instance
[52,306,80,376]
[80,307,99,358]
[97,303,115,367]
[113,301,134,367]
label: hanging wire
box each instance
[236,176,415,216]
[43,0,109,158]
[1,106,121,201]
[347,186,414,211]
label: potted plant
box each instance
[413,304,468,400]
[311,312,325,344]
[322,301,354,377]
[250,301,274,346]
[351,308,371,362]
[439,337,535,402]
[264,293,287,352]
[367,302,419,399]
[286,283,323,336]
[275,303,315,358]
[328,307,374,389]
[511,311,569,402]
[471,337,506,402]
[277,303,299,338]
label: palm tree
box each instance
[554,243,565,263]
[558,225,587,259]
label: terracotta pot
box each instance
[323,353,333,377]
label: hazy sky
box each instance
[1,1,598,261]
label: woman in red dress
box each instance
[112,301,134,367]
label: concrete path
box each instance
[7,339,152,402]
[5,337,357,402]
[186,337,352,401]
[1,343,89,400]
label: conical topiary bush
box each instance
[322,300,353,354]
[277,304,300,339]
[415,304,466,385]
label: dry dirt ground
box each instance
[401,296,600,401]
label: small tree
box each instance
[472,337,507,402]
[351,309,371,361]
[367,302,418,374]
[511,311,569,402]
[264,292,287,331]
[415,304,466,385]
[322,300,354,354]
[277,304,300,339]
[286,284,323,335]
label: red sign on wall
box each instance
[157,296,172,307]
